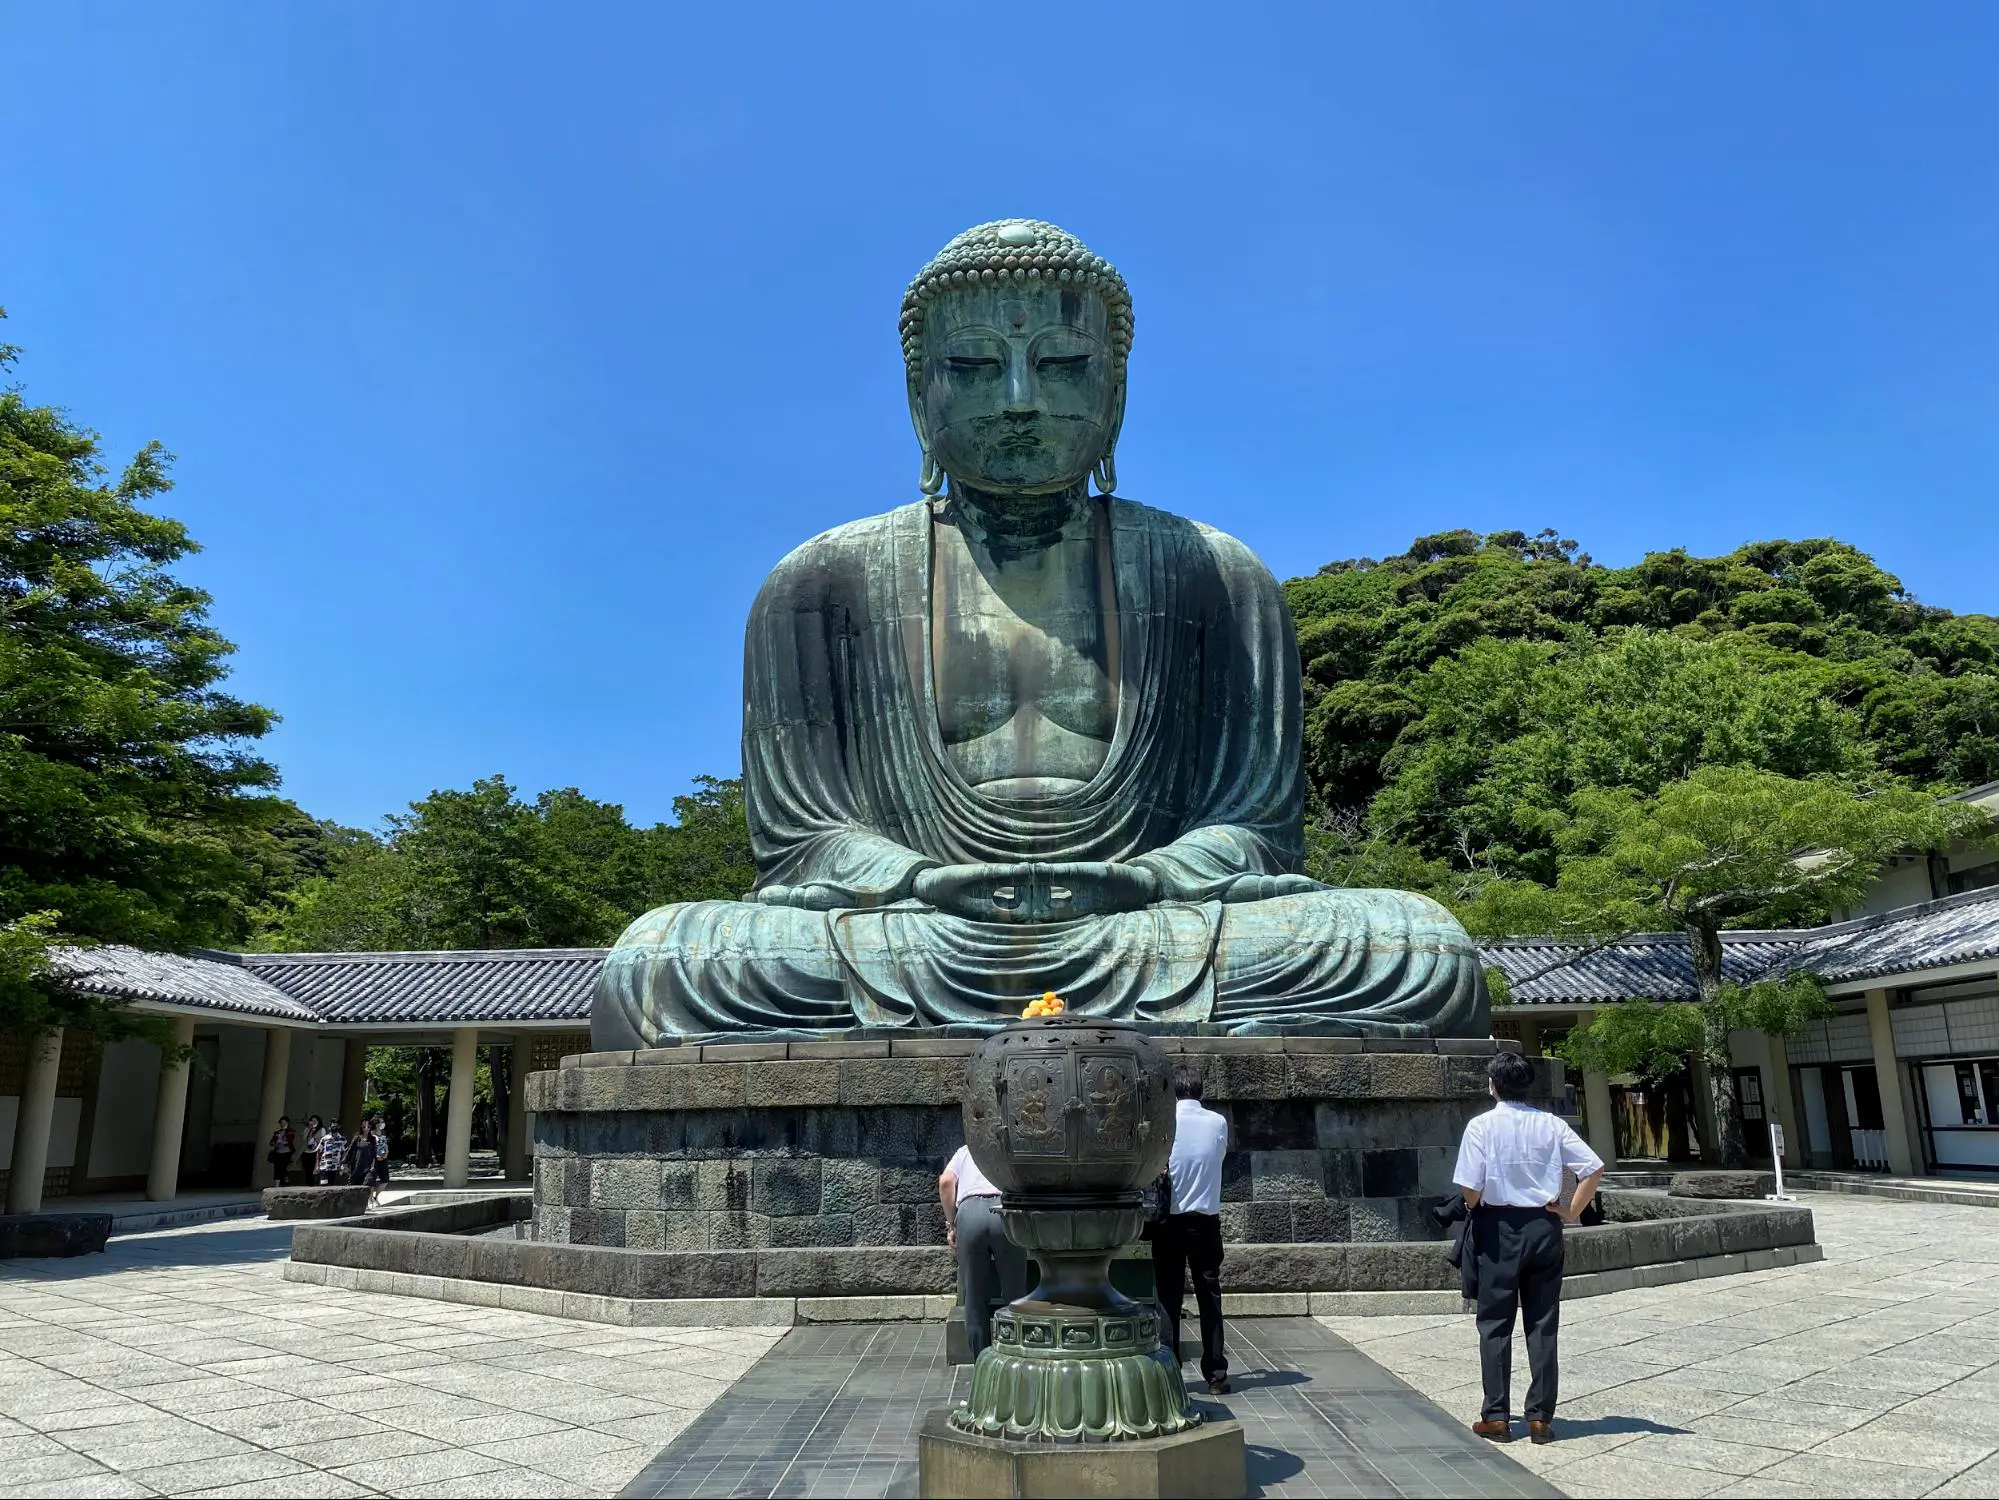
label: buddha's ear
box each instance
[908,386,944,497]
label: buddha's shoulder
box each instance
[1109,498,1280,587]
[752,503,925,605]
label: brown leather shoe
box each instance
[1472,1419,1511,1442]
[1528,1419,1554,1444]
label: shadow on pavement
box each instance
[3,1219,295,1278]
[1540,1414,1692,1439]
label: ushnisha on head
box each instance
[901,219,1133,499]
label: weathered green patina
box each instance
[592,219,1488,1043]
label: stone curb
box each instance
[281,1242,1829,1326]
[280,1261,952,1327]
[1786,1174,1999,1209]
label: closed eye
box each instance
[1036,354,1090,368]
[947,355,1002,371]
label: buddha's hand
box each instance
[913,862,1159,923]
[1219,872,1326,904]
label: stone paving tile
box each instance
[1748,1452,1953,1497]
[1323,1192,1999,1499]
[276,1429,449,1468]
[125,1451,312,1494]
[1,1450,122,1485]
[327,1446,512,1489]
[10,1474,159,1498]
[398,1469,594,1498]
[181,1475,377,1499]
[0,1216,777,1500]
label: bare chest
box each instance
[929,518,1118,794]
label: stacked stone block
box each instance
[526,1035,1560,1252]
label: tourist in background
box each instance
[1153,1067,1231,1394]
[370,1117,393,1198]
[347,1117,378,1191]
[266,1115,296,1186]
[299,1114,324,1184]
[316,1120,348,1185]
[1453,1050,1605,1445]
[939,1142,1027,1361]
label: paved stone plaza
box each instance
[1327,1194,1999,1497]
[0,1219,780,1497]
[2,1192,1997,1497]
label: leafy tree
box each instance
[258,774,756,952]
[1286,530,1999,831]
[1476,767,1990,1165]
[640,775,758,906]
[1374,630,1870,888]
[1,321,286,1043]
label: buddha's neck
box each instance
[944,481,1093,554]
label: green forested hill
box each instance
[1285,530,1999,899]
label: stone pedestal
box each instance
[263,1185,372,1220]
[918,1410,1245,1499]
[525,1036,1555,1252]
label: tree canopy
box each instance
[0,324,303,1040]
[257,774,755,952]
[1290,529,1999,906]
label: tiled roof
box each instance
[51,945,319,1023]
[1781,888,1999,986]
[41,888,1999,1029]
[232,948,603,1026]
[1478,932,1802,1006]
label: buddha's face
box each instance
[915,283,1119,495]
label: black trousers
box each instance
[1153,1212,1227,1381]
[1473,1205,1565,1422]
[956,1196,1027,1360]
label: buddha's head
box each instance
[902,219,1133,499]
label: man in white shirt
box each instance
[939,1142,1026,1360]
[1152,1068,1232,1393]
[1453,1049,1605,1445]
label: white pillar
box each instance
[1582,1068,1619,1169]
[504,1036,531,1181]
[1864,989,1920,1176]
[6,1028,64,1214]
[443,1027,478,1189]
[1766,1033,1801,1166]
[252,1028,293,1188]
[146,1015,198,1202]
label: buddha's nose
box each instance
[1004,356,1037,413]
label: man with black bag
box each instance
[1452,1051,1605,1445]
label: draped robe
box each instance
[591,498,1486,1044]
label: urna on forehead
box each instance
[899,218,1135,385]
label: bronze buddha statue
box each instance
[592,219,1487,1043]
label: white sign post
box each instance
[1766,1121,1796,1202]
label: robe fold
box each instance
[592,498,1487,1043]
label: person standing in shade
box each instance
[939,1142,1027,1361]
[1153,1067,1231,1394]
[316,1120,348,1185]
[300,1115,323,1184]
[347,1118,378,1194]
[266,1116,296,1186]
[1454,1050,1605,1445]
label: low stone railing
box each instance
[284,1188,1818,1326]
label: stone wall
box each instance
[524,1035,1560,1251]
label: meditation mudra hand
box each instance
[591,219,1488,1043]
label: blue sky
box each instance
[3,5,1995,830]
